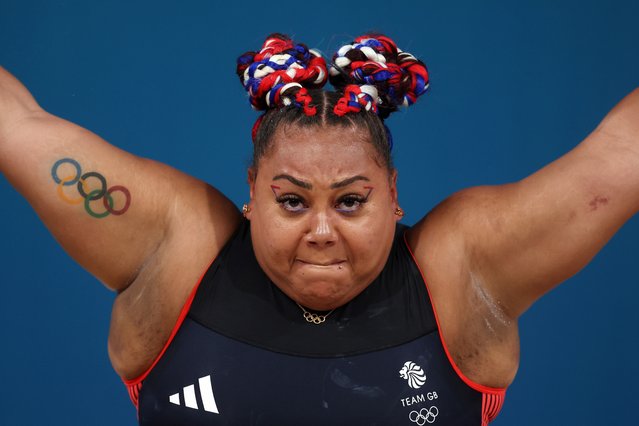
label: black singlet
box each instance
[124,220,506,425]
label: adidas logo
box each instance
[168,375,220,414]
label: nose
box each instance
[305,211,338,247]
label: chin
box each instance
[292,279,357,311]
[283,280,336,309]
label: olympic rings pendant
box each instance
[303,311,329,324]
[297,303,335,325]
[51,158,131,218]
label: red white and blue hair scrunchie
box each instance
[237,34,328,116]
[330,35,429,113]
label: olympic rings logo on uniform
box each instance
[51,158,131,218]
[408,406,439,425]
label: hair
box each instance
[236,33,429,171]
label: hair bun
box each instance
[329,34,429,118]
[236,33,328,112]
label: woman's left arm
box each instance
[462,87,639,318]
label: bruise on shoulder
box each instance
[588,195,610,211]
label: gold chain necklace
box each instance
[296,303,335,325]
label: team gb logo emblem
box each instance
[399,361,426,389]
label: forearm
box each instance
[594,87,639,213]
[0,66,43,147]
[467,87,639,317]
[0,71,237,292]
[598,87,639,136]
[0,68,159,290]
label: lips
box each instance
[296,259,345,267]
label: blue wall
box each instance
[1,1,638,424]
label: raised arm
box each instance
[0,66,240,292]
[435,88,639,319]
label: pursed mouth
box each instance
[296,259,346,267]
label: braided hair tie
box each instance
[333,84,379,116]
[237,34,327,115]
[329,35,429,116]
[251,114,264,142]
[266,82,317,115]
[250,84,316,143]
[295,87,317,116]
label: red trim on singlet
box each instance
[403,232,506,423]
[121,256,217,408]
[482,392,505,426]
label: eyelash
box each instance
[275,194,369,214]
[336,194,367,213]
[275,194,307,212]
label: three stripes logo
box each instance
[168,375,220,414]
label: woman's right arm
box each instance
[0,66,240,292]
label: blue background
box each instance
[1,1,638,424]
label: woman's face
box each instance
[246,123,401,311]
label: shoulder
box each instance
[406,185,510,258]
[405,186,520,389]
[108,189,242,380]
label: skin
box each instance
[245,123,521,388]
[1,65,638,390]
[245,124,401,311]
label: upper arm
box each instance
[0,66,240,291]
[457,88,639,317]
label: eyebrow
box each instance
[272,174,370,190]
[272,174,312,189]
[330,175,370,189]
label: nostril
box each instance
[306,212,338,245]
[305,229,338,246]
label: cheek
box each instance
[253,212,300,261]
[352,202,396,264]
[343,219,390,265]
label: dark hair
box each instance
[236,33,429,171]
[251,89,393,170]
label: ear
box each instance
[247,167,257,198]
[246,167,257,219]
[389,169,401,221]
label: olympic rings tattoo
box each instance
[51,158,131,218]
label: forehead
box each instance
[259,124,386,183]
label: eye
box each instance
[276,194,308,213]
[335,195,367,213]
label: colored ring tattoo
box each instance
[51,158,82,186]
[84,189,114,219]
[57,176,86,205]
[103,185,131,215]
[51,158,131,218]
[77,172,107,200]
